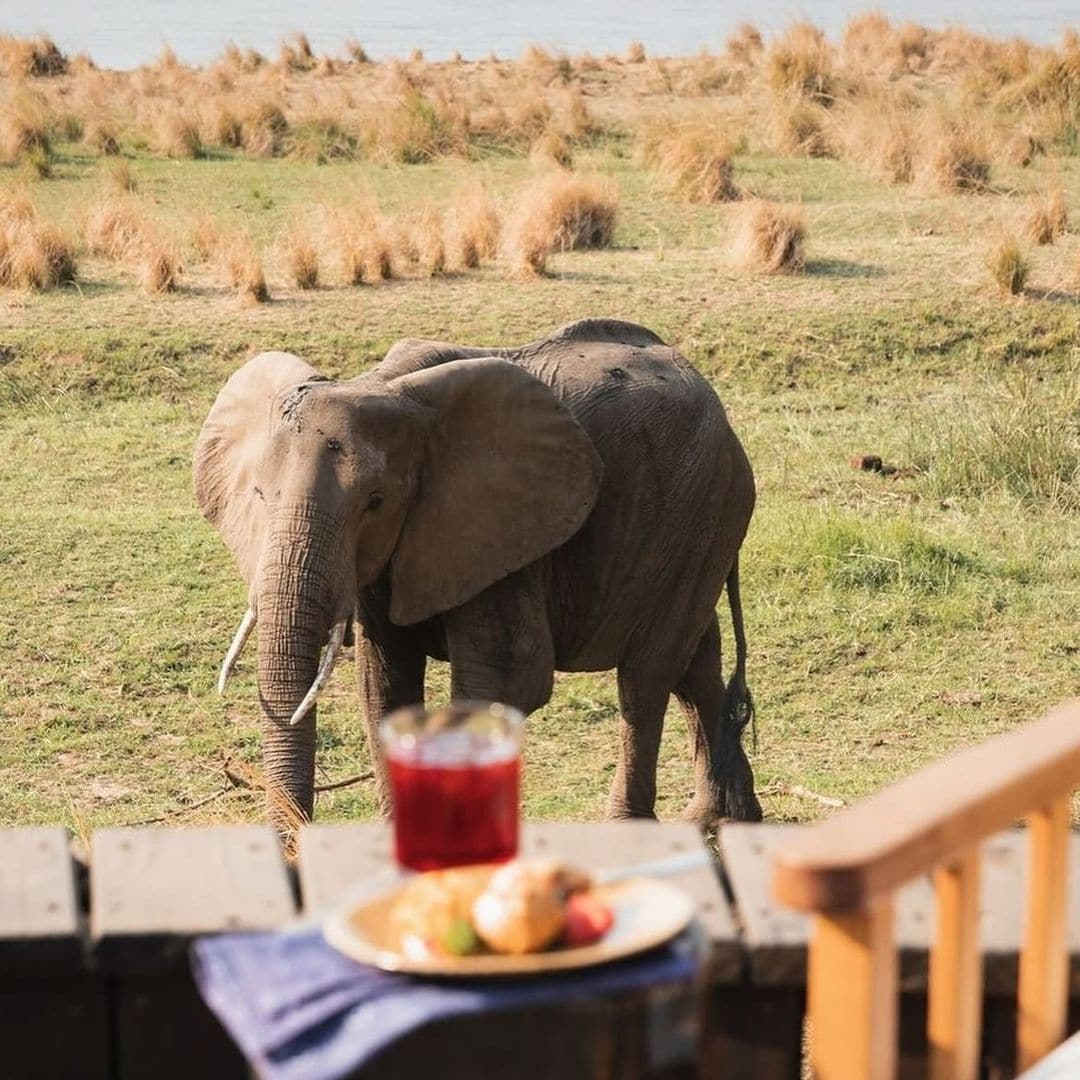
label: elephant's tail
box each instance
[725,554,756,752]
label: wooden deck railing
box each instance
[772,697,1080,1080]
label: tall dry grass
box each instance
[914,113,992,192]
[0,21,1071,178]
[280,223,320,289]
[0,205,76,290]
[985,235,1028,295]
[140,235,181,293]
[0,34,68,77]
[765,23,837,104]
[220,231,270,302]
[1024,185,1068,244]
[730,199,806,273]
[639,120,740,202]
[446,186,502,270]
[84,198,147,260]
[503,171,618,276]
[327,204,395,285]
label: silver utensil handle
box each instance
[596,848,712,884]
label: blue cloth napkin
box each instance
[191,925,702,1080]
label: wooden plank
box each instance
[91,825,296,1080]
[928,848,983,1080]
[0,827,108,1080]
[773,698,1080,911]
[298,821,394,914]
[1018,797,1072,1071]
[727,823,1080,994]
[808,899,898,1080]
[299,820,743,982]
[0,826,82,972]
[721,823,932,986]
[91,824,295,972]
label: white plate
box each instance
[324,875,695,977]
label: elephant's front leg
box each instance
[443,568,555,718]
[355,619,426,815]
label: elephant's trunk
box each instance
[256,503,347,835]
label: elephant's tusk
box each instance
[289,619,347,726]
[218,607,256,694]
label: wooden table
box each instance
[2,821,1078,1079]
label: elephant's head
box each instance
[194,351,603,828]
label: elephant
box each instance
[193,318,759,834]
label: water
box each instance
[0,0,1074,69]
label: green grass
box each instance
[1,143,1078,836]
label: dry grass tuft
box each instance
[0,190,35,224]
[153,108,203,159]
[1024,185,1068,244]
[83,119,121,156]
[241,99,288,157]
[446,186,502,270]
[220,232,270,302]
[189,212,222,263]
[140,236,181,293]
[767,100,835,158]
[345,39,370,64]
[0,96,51,164]
[279,32,316,73]
[0,217,77,289]
[626,42,647,64]
[84,198,147,260]
[103,158,137,194]
[915,116,991,192]
[328,205,395,285]
[726,23,764,67]
[281,224,320,289]
[0,34,68,77]
[530,127,574,168]
[730,199,806,273]
[985,235,1029,295]
[641,121,739,202]
[836,98,915,183]
[503,171,618,276]
[765,22,836,103]
[406,204,447,277]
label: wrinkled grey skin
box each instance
[194,319,759,833]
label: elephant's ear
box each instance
[193,351,327,588]
[388,357,603,626]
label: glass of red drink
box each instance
[380,702,523,872]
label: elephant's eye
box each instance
[326,437,342,452]
[366,492,385,512]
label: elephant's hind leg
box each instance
[605,662,673,820]
[675,617,761,824]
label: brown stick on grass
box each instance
[730,199,806,273]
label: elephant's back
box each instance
[515,333,752,672]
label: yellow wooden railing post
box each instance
[808,897,897,1080]
[928,848,983,1080]
[1017,796,1071,1071]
